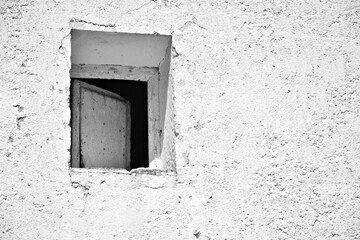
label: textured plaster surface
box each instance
[1,0,360,239]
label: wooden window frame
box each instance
[70,64,161,169]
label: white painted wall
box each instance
[1,1,360,239]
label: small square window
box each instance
[69,29,174,171]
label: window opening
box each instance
[72,79,149,169]
[70,29,175,171]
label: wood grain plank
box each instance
[71,79,81,168]
[75,80,131,169]
[70,64,157,81]
[125,101,131,170]
[148,72,161,163]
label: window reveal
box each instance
[70,64,161,170]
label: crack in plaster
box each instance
[58,31,70,53]
[171,46,181,58]
[158,42,170,68]
[125,1,155,14]
[71,181,90,192]
[13,104,24,112]
[142,185,165,189]
[179,19,208,32]
[70,18,116,28]
[16,116,26,129]
[58,30,71,71]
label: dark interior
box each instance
[72,78,149,169]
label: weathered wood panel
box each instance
[148,73,161,163]
[71,80,81,168]
[72,80,130,170]
[70,64,157,81]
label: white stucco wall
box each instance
[1,1,360,239]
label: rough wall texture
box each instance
[1,0,360,239]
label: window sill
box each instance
[70,167,176,176]
[69,167,177,190]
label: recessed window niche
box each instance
[70,29,174,171]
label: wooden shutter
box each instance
[72,80,131,170]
